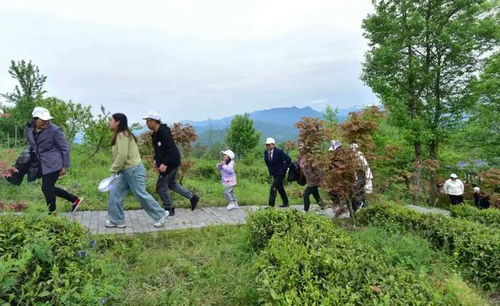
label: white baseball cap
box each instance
[32,107,54,121]
[265,137,275,144]
[450,173,458,178]
[221,150,235,160]
[473,187,480,193]
[329,140,342,151]
[142,111,162,122]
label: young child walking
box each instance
[217,150,238,210]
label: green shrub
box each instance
[247,208,325,250]
[248,209,459,304]
[0,214,123,305]
[357,204,500,290]
[450,204,500,228]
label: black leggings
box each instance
[449,195,464,205]
[303,186,321,211]
[41,171,78,212]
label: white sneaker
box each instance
[227,202,239,210]
[154,210,169,228]
[105,220,126,228]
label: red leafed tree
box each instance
[171,123,198,184]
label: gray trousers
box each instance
[224,186,237,203]
[156,167,193,209]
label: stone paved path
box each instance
[63,204,337,235]
[407,204,451,216]
[62,204,450,235]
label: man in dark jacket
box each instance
[143,111,199,215]
[264,137,291,207]
[26,107,83,213]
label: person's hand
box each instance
[158,164,168,173]
[59,168,67,176]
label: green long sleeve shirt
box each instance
[110,132,142,174]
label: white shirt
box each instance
[268,149,274,161]
[443,179,464,196]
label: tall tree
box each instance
[171,123,198,184]
[225,113,261,158]
[464,52,500,167]
[362,0,498,202]
[2,60,47,127]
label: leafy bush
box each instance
[357,204,500,290]
[450,204,500,228]
[248,209,460,304]
[0,214,123,305]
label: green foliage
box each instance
[99,226,258,305]
[225,113,260,158]
[463,52,500,167]
[450,204,500,228]
[40,97,92,144]
[1,60,47,129]
[248,209,464,304]
[357,204,500,290]
[0,214,123,305]
[83,105,112,157]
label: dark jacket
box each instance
[299,155,322,187]
[26,123,70,175]
[5,146,41,185]
[152,124,181,169]
[264,147,291,177]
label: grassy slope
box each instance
[93,224,489,305]
[97,225,258,306]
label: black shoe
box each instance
[168,207,175,216]
[190,194,199,211]
[279,204,289,208]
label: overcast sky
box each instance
[0,0,376,122]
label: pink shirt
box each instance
[217,160,237,186]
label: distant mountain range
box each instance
[74,106,360,145]
[183,106,360,146]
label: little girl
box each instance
[217,150,238,210]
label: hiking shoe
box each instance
[154,210,169,228]
[71,198,84,213]
[105,220,126,228]
[167,207,175,216]
[190,194,200,211]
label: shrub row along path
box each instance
[64,204,450,235]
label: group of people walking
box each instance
[8,105,444,228]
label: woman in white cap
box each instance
[26,107,83,214]
[217,150,238,210]
[443,173,464,205]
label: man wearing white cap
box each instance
[143,111,199,215]
[26,107,83,213]
[264,137,291,207]
[443,173,464,205]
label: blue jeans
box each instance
[108,164,165,224]
[224,186,237,203]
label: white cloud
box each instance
[0,0,376,122]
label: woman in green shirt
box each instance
[106,113,168,228]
